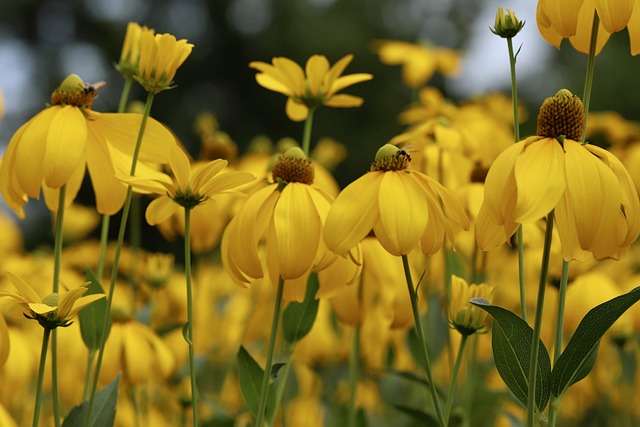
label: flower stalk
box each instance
[444,334,468,425]
[184,207,199,426]
[32,327,52,427]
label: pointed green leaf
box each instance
[551,286,640,397]
[236,346,276,420]
[392,404,439,427]
[282,273,320,344]
[79,268,110,352]
[471,298,551,411]
[61,373,120,427]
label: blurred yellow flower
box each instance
[449,275,496,335]
[117,22,154,78]
[324,144,469,257]
[0,314,8,368]
[249,54,373,121]
[136,30,193,93]
[0,74,177,217]
[477,90,640,261]
[0,272,104,329]
[116,145,255,224]
[373,40,459,88]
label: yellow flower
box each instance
[373,40,460,88]
[536,0,640,54]
[117,22,153,78]
[324,144,469,257]
[136,30,193,93]
[249,54,373,122]
[449,275,496,335]
[0,74,177,218]
[116,145,255,224]
[477,90,640,261]
[0,272,105,329]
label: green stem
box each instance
[96,215,110,280]
[118,77,134,114]
[268,348,293,427]
[51,184,66,427]
[547,261,569,427]
[517,227,527,321]
[256,277,285,427]
[526,212,554,427]
[184,208,199,426]
[444,334,469,425]
[85,91,156,427]
[347,325,360,427]
[83,349,97,401]
[32,327,51,427]
[401,254,446,427]
[301,109,315,157]
[581,14,599,143]
[463,335,478,427]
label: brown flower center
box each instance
[271,147,314,185]
[536,89,585,142]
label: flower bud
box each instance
[491,7,525,39]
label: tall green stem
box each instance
[118,77,134,115]
[268,348,293,427]
[51,184,66,427]
[85,92,156,426]
[526,212,554,427]
[32,327,51,427]
[547,261,569,427]
[581,14,599,142]
[444,334,468,425]
[347,325,361,427]
[401,255,445,427]
[184,208,199,426]
[301,109,315,156]
[505,36,527,322]
[255,277,285,427]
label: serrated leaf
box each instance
[471,298,551,411]
[282,273,320,344]
[79,268,110,352]
[236,346,276,420]
[61,374,120,427]
[392,404,439,427]
[551,286,640,397]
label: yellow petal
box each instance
[123,323,153,384]
[628,5,640,54]
[28,303,56,315]
[0,124,29,217]
[44,106,87,188]
[483,140,524,227]
[67,294,105,317]
[595,0,634,32]
[402,52,437,88]
[544,0,587,37]
[373,171,428,256]
[43,160,85,212]
[0,315,8,368]
[56,287,88,320]
[514,138,566,222]
[255,73,293,96]
[15,108,56,197]
[306,55,329,96]
[537,1,563,49]
[145,196,179,225]
[420,202,446,255]
[555,192,591,261]
[325,54,354,89]
[190,159,227,193]
[272,57,306,95]
[86,131,127,215]
[168,145,191,192]
[475,203,509,250]
[285,98,309,122]
[274,183,321,280]
[324,172,382,256]
[568,3,612,54]
[328,73,373,96]
[200,171,256,197]
[5,272,41,303]
[323,94,364,108]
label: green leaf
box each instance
[236,346,276,420]
[61,373,120,427]
[392,404,440,427]
[471,298,551,411]
[282,273,320,345]
[79,268,110,352]
[551,286,640,397]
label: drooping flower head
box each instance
[136,30,193,93]
[116,145,255,225]
[449,275,496,336]
[117,22,154,78]
[0,272,104,329]
[477,89,640,261]
[222,147,360,301]
[324,143,470,257]
[249,54,373,122]
[0,74,177,217]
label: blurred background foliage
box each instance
[2,0,640,250]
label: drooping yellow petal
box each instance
[568,3,611,54]
[307,187,338,272]
[44,106,87,188]
[145,196,179,225]
[537,1,563,49]
[274,183,321,280]
[43,160,85,212]
[595,0,634,32]
[555,192,591,261]
[627,5,640,54]
[285,98,309,122]
[14,108,56,197]
[5,272,41,303]
[475,203,509,250]
[373,171,428,256]
[483,140,524,227]
[514,138,566,222]
[324,172,382,256]
[86,129,127,215]
[420,201,446,255]
[543,0,586,37]
[306,55,330,96]
[0,124,29,217]
[122,322,152,385]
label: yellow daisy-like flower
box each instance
[373,40,460,89]
[477,89,640,261]
[117,22,153,78]
[0,272,105,329]
[536,0,640,54]
[136,30,193,93]
[222,147,360,301]
[116,145,255,225]
[0,74,177,218]
[449,275,496,336]
[249,54,373,122]
[324,144,469,257]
